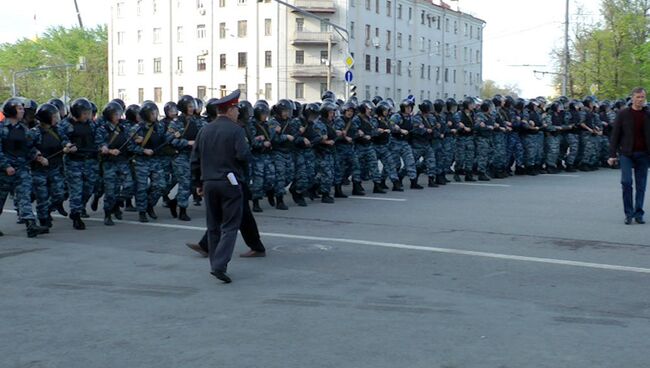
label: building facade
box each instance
[108,0,484,107]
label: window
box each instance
[219,54,226,69]
[436,41,441,55]
[197,24,206,39]
[453,45,457,59]
[398,4,402,19]
[178,86,184,99]
[365,85,371,99]
[386,30,391,49]
[137,30,142,43]
[445,43,450,57]
[445,18,450,32]
[265,19,272,36]
[386,87,391,98]
[464,47,468,61]
[177,26,183,42]
[436,67,440,83]
[469,73,473,85]
[296,18,304,32]
[350,21,355,39]
[197,86,206,100]
[454,21,458,34]
[365,54,371,71]
[153,28,161,43]
[427,65,431,80]
[197,56,206,71]
[375,56,379,72]
[437,16,441,30]
[408,6,412,21]
[117,89,126,100]
[397,33,402,48]
[265,51,272,67]
[421,11,425,25]
[321,50,328,65]
[444,68,449,82]
[265,83,272,100]
[137,59,144,74]
[152,0,158,14]
[407,62,412,77]
[197,0,205,8]
[463,71,468,85]
[220,85,227,98]
[464,23,468,36]
[386,0,391,16]
[116,2,124,18]
[453,69,456,83]
[153,58,161,73]
[365,0,370,10]
[238,0,246,4]
[295,50,304,64]
[469,48,473,62]
[138,88,144,104]
[238,52,247,68]
[238,84,247,100]
[136,0,142,15]
[365,24,370,41]
[295,83,305,99]
[419,36,425,51]
[320,18,330,32]
[470,26,474,39]
[375,0,379,13]
[154,87,162,103]
[428,39,432,54]
[117,60,125,76]
[420,64,424,79]
[219,23,226,39]
[476,50,480,62]
[408,35,412,50]
[219,0,225,6]
[117,32,125,45]
[397,88,402,99]
[177,57,183,73]
[238,20,247,37]
[386,58,391,74]
[397,60,402,75]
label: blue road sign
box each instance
[345,70,353,83]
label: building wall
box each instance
[108,0,484,109]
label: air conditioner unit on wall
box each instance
[372,37,380,48]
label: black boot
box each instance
[104,211,115,226]
[125,199,136,212]
[252,199,263,213]
[161,194,170,208]
[478,173,491,181]
[428,176,439,188]
[373,182,387,194]
[113,203,123,220]
[53,201,68,217]
[465,173,476,182]
[410,178,424,189]
[80,208,89,218]
[453,170,462,182]
[334,185,348,198]
[294,192,307,207]
[308,185,320,200]
[266,191,276,206]
[168,198,178,218]
[515,166,526,175]
[70,213,86,230]
[352,181,366,196]
[147,205,158,220]
[565,164,577,172]
[380,179,389,190]
[275,196,288,210]
[39,218,52,228]
[91,194,100,212]
[138,211,149,223]
[392,180,404,192]
[26,219,48,238]
[321,192,335,204]
[178,207,191,221]
[289,185,301,205]
[436,174,447,185]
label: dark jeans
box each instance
[620,153,649,219]
[204,180,243,273]
[199,182,265,253]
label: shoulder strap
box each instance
[141,124,156,147]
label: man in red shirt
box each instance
[609,88,650,224]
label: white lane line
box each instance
[346,196,407,202]
[15,210,649,275]
[540,174,581,178]
[449,182,511,188]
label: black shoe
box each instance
[436,174,447,185]
[392,180,404,192]
[373,182,386,194]
[252,199,263,213]
[186,243,209,258]
[146,206,158,220]
[161,195,170,208]
[428,176,439,188]
[193,198,202,206]
[625,217,633,225]
[478,173,491,181]
[26,219,48,238]
[266,191,276,207]
[308,186,320,200]
[635,217,646,224]
[294,193,307,207]
[0,230,3,236]
[168,198,178,218]
[91,194,100,212]
[104,211,115,226]
[211,270,232,284]
[565,165,577,173]
[465,174,476,182]
[515,166,526,175]
[352,181,366,196]
[124,199,136,212]
[139,212,149,223]
[70,213,86,230]
[342,177,351,186]
[453,173,461,182]
[321,193,335,204]
[275,196,289,210]
[289,186,302,204]
[178,207,192,221]
[39,218,53,228]
[410,179,424,189]
[334,185,348,198]
[53,202,68,217]
[80,209,89,218]
[113,203,123,220]
[380,179,389,190]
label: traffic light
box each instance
[349,85,357,98]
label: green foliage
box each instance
[480,79,521,99]
[0,25,107,106]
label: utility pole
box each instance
[327,36,332,91]
[73,0,84,29]
[563,0,569,96]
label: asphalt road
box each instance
[2,168,649,368]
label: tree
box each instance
[0,25,108,105]
[480,79,521,99]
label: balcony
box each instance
[290,65,335,79]
[292,31,338,45]
[292,0,336,13]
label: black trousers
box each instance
[204,180,243,273]
[199,181,265,253]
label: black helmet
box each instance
[549,102,561,113]
[293,101,302,118]
[102,101,124,122]
[139,101,159,122]
[357,100,374,115]
[342,101,356,113]
[275,99,294,115]
[372,95,383,106]
[70,98,93,119]
[375,101,391,117]
[2,97,24,118]
[433,99,445,113]
[336,98,345,107]
[35,103,60,125]
[514,98,526,110]
[445,98,458,113]
[194,98,204,115]
[164,102,179,118]
[205,98,219,120]
[385,98,395,110]
[461,97,475,110]
[303,103,320,120]
[110,98,127,111]
[90,101,98,117]
[526,99,539,110]
[492,95,504,107]
[321,90,336,101]
[480,101,491,112]
[598,100,610,113]
[253,101,270,120]
[582,96,593,108]
[24,99,38,113]
[348,96,359,106]
[399,99,412,113]
[319,101,337,119]
[125,104,141,122]
[418,100,433,114]
[237,100,253,122]
[177,95,196,115]
[47,98,67,118]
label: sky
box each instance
[0,0,602,97]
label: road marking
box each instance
[346,196,407,202]
[12,210,648,275]
[541,174,580,178]
[449,182,511,188]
